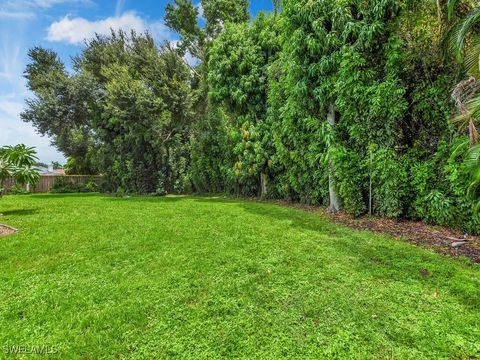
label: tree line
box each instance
[22,0,480,233]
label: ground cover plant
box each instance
[0,194,479,358]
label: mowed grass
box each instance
[0,194,479,359]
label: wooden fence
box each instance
[1,175,103,194]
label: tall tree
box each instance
[23,31,195,193]
[208,13,280,196]
[165,0,251,193]
[22,47,97,174]
[165,0,249,62]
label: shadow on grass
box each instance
[193,196,480,309]
[80,194,480,311]
[192,196,337,234]
[1,208,39,216]
[31,193,101,200]
[100,195,189,204]
[7,193,480,310]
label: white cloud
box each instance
[47,11,172,45]
[149,21,172,41]
[1,0,92,13]
[0,0,86,163]
[8,0,93,9]
[0,0,92,21]
[0,37,63,163]
[0,98,24,120]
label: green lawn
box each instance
[0,194,479,359]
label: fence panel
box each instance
[1,175,103,194]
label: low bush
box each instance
[9,184,31,195]
[51,177,100,194]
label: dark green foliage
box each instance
[51,177,101,194]
[202,0,249,38]
[24,31,194,194]
[165,0,204,61]
[190,106,233,193]
[189,12,281,196]
[22,48,97,175]
[332,146,366,215]
[22,0,480,233]
[369,146,408,218]
[409,138,480,232]
[197,0,479,232]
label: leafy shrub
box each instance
[410,160,437,220]
[333,146,366,216]
[370,147,407,218]
[19,0,480,234]
[51,177,100,194]
[408,138,480,232]
[9,184,31,195]
[425,190,454,225]
[115,187,127,198]
[84,178,100,192]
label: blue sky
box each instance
[0,0,273,163]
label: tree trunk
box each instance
[368,149,373,216]
[469,118,479,146]
[260,172,268,199]
[436,0,442,27]
[368,174,372,216]
[327,103,340,213]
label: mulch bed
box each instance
[0,224,17,237]
[327,212,480,263]
[268,200,480,263]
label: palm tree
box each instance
[0,145,40,196]
[445,1,480,212]
[447,1,480,144]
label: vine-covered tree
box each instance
[207,13,280,196]
[164,0,251,194]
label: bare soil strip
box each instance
[269,200,480,263]
[0,224,17,237]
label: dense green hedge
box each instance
[190,0,480,233]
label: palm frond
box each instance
[450,138,470,161]
[464,37,480,77]
[448,7,480,61]
[464,143,480,171]
[0,145,40,187]
[447,0,460,21]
